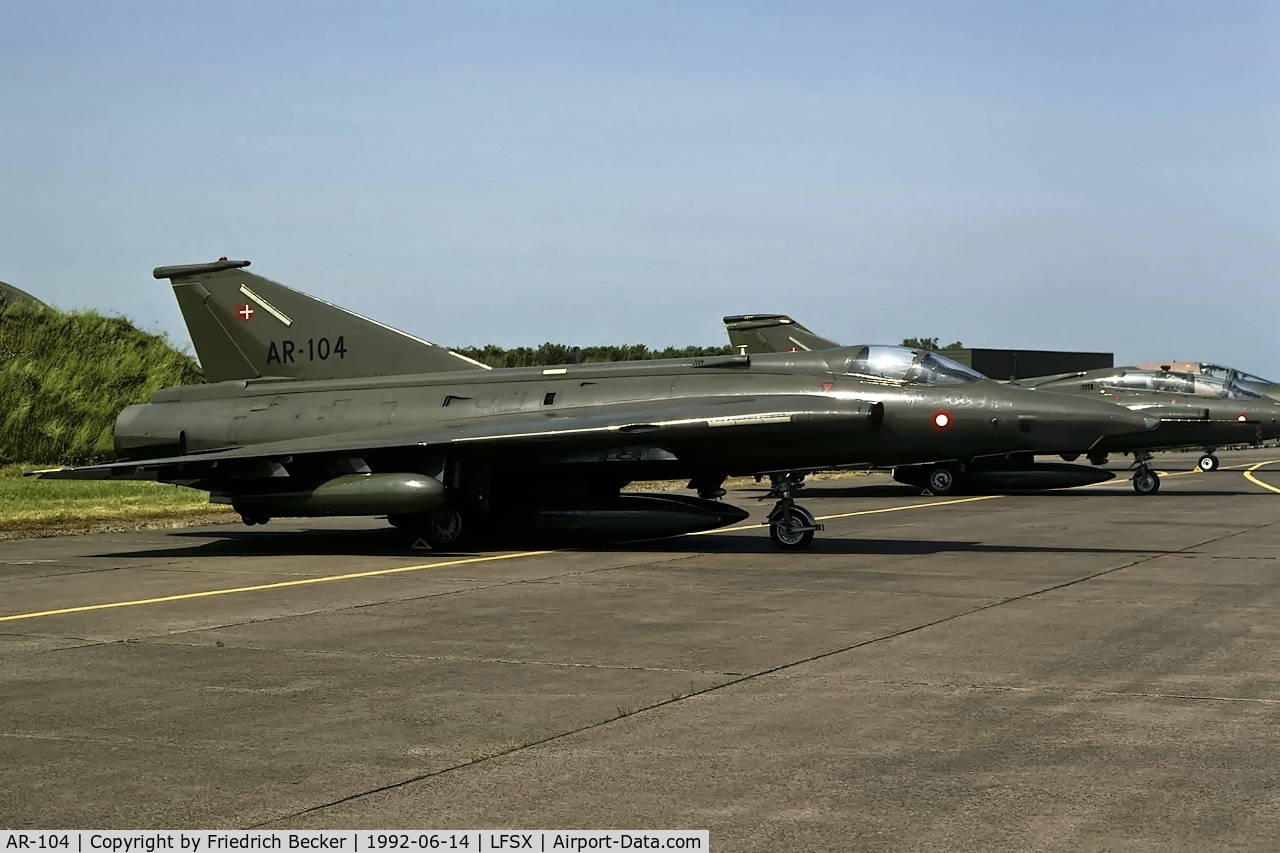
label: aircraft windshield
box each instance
[1201,363,1267,383]
[1226,379,1263,399]
[845,346,983,386]
[1201,363,1273,396]
[1099,369,1263,399]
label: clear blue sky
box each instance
[2,1,1277,372]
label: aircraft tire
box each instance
[926,464,964,496]
[769,505,816,550]
[1198,453,1220,472]
[1132,470,1161,495]
[417,503,478,550]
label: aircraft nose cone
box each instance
[1001,389,1155,453]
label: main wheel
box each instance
[1132,470,1161,495]
[926,464,963,496]
[769,505,816,550]
[419,503,475,550]
[1198,453,1220,472]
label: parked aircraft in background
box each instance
[1013,367,1280,474]
[724,314,1280,494]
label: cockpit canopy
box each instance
[835,345,985,386]
[1200,363,1275,398]
[1094,369,1261,399]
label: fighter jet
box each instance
[1013,366,1280,476]
[725,314,1280,495]
[31,262,1152,550]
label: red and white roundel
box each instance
[1237,413,1249,423]
[932,410,953,430]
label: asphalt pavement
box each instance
[2,450,1279,851]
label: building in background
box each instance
[940,348,1113,381]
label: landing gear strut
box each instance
[1198,450,1220,472]
[764,473,821,550]
[1131,452,1160,495]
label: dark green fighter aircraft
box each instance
[1013,366,1280,479]
[32,261,1153,550]
[725,314,1280,495]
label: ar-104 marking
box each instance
[266,336,347,365]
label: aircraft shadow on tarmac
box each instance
[89,527,1157,560]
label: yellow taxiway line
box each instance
[0,495,995,623]
[3,462,1276,624]
[0,550,550,624]
[1243,460,1280,495]
[690,493,1005,536]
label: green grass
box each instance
[0,302,203,465]
[0,464,230,530]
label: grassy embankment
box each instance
[0,300,736,536]
[0,463,231,539]
[0,302,232,536]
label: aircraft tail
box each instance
[723,314,841,355]
[155,260,490,383]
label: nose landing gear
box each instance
[1131,452,1161,495]
[764,473,822,550]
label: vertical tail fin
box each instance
[154,260,489,382]
[723,314,841,355]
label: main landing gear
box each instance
[390,502,476,550]
[924,463,964,496]
[1198,449,1220,472]
[764,473,822,550]
[1131,452,1161,495]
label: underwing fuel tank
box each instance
[226,473,446,518]
[893,462,1114,491]
[963,463,1114,490]
[517,493,751,539]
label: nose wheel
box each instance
[1198,452,1220,472]
[763,474,822,550]
[1131,453,1161,495]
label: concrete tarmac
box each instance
[2,450,1279,850]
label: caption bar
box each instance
[0,833,707,853]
